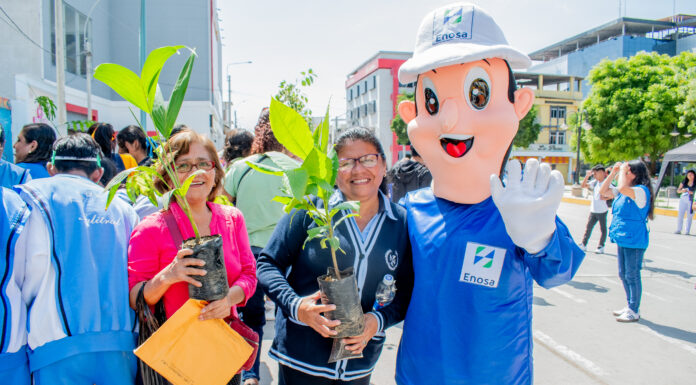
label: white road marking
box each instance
[639,326,696,356]
[533,330,608,378]
[551,288,587,303]
[648,255,696,269]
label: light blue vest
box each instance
[0,160,30,189]
[16,174,137,369]
[0,187,30,353]
[609,184,650,249]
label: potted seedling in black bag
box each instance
[248,99,365,362]
[95,46,228,301]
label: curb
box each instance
[561,197,682,218]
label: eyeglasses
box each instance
[175,160,215,173]
[338,154,380,171]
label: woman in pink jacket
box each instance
[127,130,256,325]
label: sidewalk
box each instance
[561,185,687,217]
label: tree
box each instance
[274,69,316,127]
[579,51,696,173]
[390,92,414,145]
[513,105,541,148]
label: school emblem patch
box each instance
[385,250,399,271]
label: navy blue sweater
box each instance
[257,192,413,380]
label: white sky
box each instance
[219,0,696,130]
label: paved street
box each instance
[255,201,696,385]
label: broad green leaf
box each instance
[328,149,339,186]
[312,103,330,152]
[286,168,309,200]
[332,212,360,231]
[304,148,332,180]
[272,196,293,205]
[151,85,168,136]
[269,98,314,159]
[213,195,234,206]
[247,161,283,176]
[94,63,149,113]
[104,168,135,192]
[265,151,300,172]
[141,45,183,113]
[303,225,328,249]
[175,169,206,197]
[328,237,340,251]
[165,49,196,137]
[309,177,333,194]
[161,190,173,210]
[330,201,360,216]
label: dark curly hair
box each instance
[250,108,284,155]
[223,129,254,163]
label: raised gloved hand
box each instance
[489,158,565,254]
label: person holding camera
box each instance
[600,160,655,323]
[579,165,612,253]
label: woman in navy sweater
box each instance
[257,128,413,385]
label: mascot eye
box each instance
[422,77,439,115]
[464,66,491,111]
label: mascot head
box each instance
[398,3,535,204]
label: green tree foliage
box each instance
[274,69,316,127]
[677,68,696,133]
[390,93,414,145]
[513,105,541,148]
[579,51,696,173]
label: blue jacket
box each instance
[0,187,31,382]
[16,174,138,371]
[396,189,584,385]
[16,162,49,180]
[0,160,30,189]
[609,184,650,249]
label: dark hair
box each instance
[410,145,420,158]
[20,123,56,163]
[0,123,5,144]
[116,125,147,152]
[626,159,655,220]
[154,131,224,202]
[335,127,386,160]
[591,164,606,172]
[250,109,283,154]
[682,170,696,187]
[52,133,102,175]
[224,129,254,162]
[170,124,189,138]
[88,122,115,157]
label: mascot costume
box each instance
[395,4,585,384]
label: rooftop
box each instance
[529,15,696,62]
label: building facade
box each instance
[0,0,224,161]
[345,51,413,167]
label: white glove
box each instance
[489,158,565,254]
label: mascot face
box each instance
[398,58,534,204]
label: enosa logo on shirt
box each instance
[459,242,506,288]
[432,6,473,45]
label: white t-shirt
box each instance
[609,185,647,209]
[589,180,608,213]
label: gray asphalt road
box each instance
[256,202,696,385]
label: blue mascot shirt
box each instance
[396,189,584,385]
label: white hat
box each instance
[399,3,531,84]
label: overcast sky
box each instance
[219,0,696,130]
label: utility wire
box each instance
[0,5,54,56]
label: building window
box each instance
[356,107,360,119]
[549,130,566,145]
[51,1,89,76]
[370,76,376,90]
[356,84,360,96]
[369,100,376,114]
[549,106,566,123]
[362,104,368,115]
[362,81,368,94]
[347,89,352,101]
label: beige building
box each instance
[510,73,584,183]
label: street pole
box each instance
[139,0,147,131]
[227,74,232,127]
[84,0,102,123]
[575,110,582,184]
[54,0,67,135]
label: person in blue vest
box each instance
[394,3,585,384]
[16,133,139,384]
[0,187,31,385]
[600,160,655,322]
[0,126,31,188]
[13,123,56,180]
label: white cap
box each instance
[398,3,531,84]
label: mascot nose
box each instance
[440,99,458,133]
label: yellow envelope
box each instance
[135,299,253,385]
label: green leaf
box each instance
[332,212,360,230]
[328,237,340,251]
[141,46,184,113]
[303,225,328,249]
[328,148,339,186]
[247,161,283,176]
[330,201,360,216]
[265,151,300,172]
[165,49,196,138]
[269,98,314,159]
[303,148,332,181]
[313,103,330,152]
[161,190,173,210]
[272,196,293,205]
[151,85,168,135]
[285,168,309,200]
[94,63,149,113]
[175,169,206,197]
[213,194,234,206]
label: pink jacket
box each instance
[128,201,256,318]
